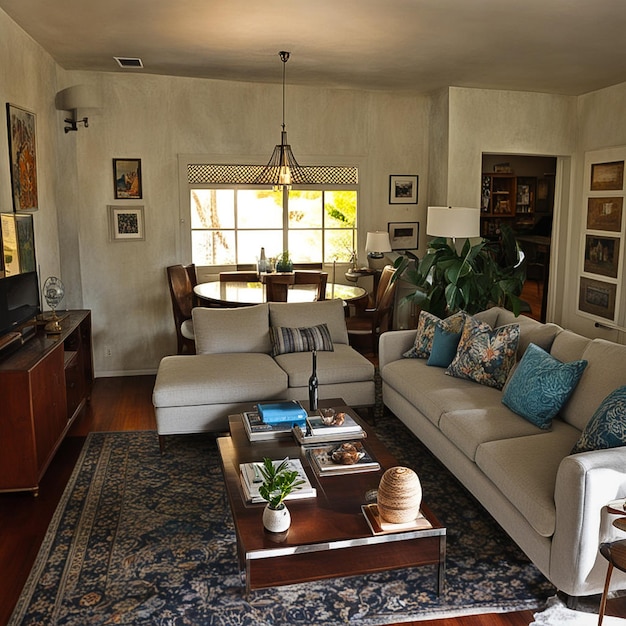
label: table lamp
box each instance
[365,231,392,270]
[427,206,480,250]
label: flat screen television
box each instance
[0,271,41,337]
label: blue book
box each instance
[257,400,307,425]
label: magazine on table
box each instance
[292,423,367,446]
[307,441,380,476]
[306,410,363,437]
[239,458,317,504]
[242,411,301,441]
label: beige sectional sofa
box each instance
[379,307,626,599]
[153,298,375,437]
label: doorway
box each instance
[481,154,557,322]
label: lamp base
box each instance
[367,253,388,270]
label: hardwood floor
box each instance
[0,375,623,626]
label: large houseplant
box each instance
[393,224,526,318]
[258,457,305,532]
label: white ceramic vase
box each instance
[262,503,291,533]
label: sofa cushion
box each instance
[502,343,588,429]
[572,386,626,453]
[274,344,374,388]
[153,353,287,407]
[403,310,466,359]
[192,304,271,354]
[562,339,626,431]
[269,323,333,356]
[446,317,519,390]
[475,420,582,537]
[440,406,545,461]
[427,325,462,367]
[269,299,349,345]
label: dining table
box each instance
[194,280,367,308]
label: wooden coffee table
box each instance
[217,399,446,594]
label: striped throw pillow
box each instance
[269,324,334,356]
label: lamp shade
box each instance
[427,206,480,239]
[365,231,392,253]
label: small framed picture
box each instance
[1,213,20,275]
[113,158,142,199]
[586,197,623,232]
[108,205,145,242]
[578,276,617,321]
[389,175,418,204]
[6,103,39,211]
[590,161,624,191]
[388,221,419,250]
[584,235,620,278]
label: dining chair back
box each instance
[264,273,293,302]
[294,270,328,301]
[166,264,197,354]
[219,271,259,283]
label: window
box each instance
[190,188,357,265]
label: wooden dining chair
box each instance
[294,270,328,301]
[346,265,397,354]
[166,264,197,354]
[264,273,293,302]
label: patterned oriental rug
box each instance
[9,416,555,625]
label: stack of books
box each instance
[239,458,317,504]
[243,400,307,442]
[307,441,380,476]
[293,408,366,446]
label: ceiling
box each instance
[3,0,626,96]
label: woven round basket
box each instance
[377,466,422,524]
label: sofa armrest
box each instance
[378,329,417,371]
[551,448,626,595]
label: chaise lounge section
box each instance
[379,307,626,599]
[153,298,376,439]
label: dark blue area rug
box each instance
[9,416,554,625]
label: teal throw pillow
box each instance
[446,317,519,390]
[572,386,626,453]
[403,310,466,359]
[427,325,462,368]
[269,324,334,356]
[502,343,588,429]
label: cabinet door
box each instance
[32,344,67,473]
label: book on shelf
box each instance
[361,503,432,536]
[242,411,300,442]
[239,458,316,504]
[307,441,380,476]
[257,400,307,425]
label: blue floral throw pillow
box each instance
[446,317,519,390]
[572,386,626,453]
[502,343,588,429]
[403,310,466,359]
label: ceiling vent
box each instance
[114,57,143,69]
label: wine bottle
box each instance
[258,247,267,273]
[308,349,318,412]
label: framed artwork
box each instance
[108,205,145,241]
[15,214,36,273]
[389,175,418,204]
[1,213,20,275]
[578,276,617,321]
[113,158,142,199]
[584,235,620,278]
[388,221,419,250]
[586,197,623,232]
[6,103,38,211]
[590,161,624,191]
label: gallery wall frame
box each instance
[1,213,35,276]
[6,103,38,212]
[108,205,145,242]
[584,235,620,278]
[388,221,419,250]
[389,175,418,204]
[113,158,142,199]
[590,161,624,191]
[578,276,617,321]
[586,197,623,232]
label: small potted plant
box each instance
[258,457,305,532]
[275,250,293,273]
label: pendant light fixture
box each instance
[255,51,312,189]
